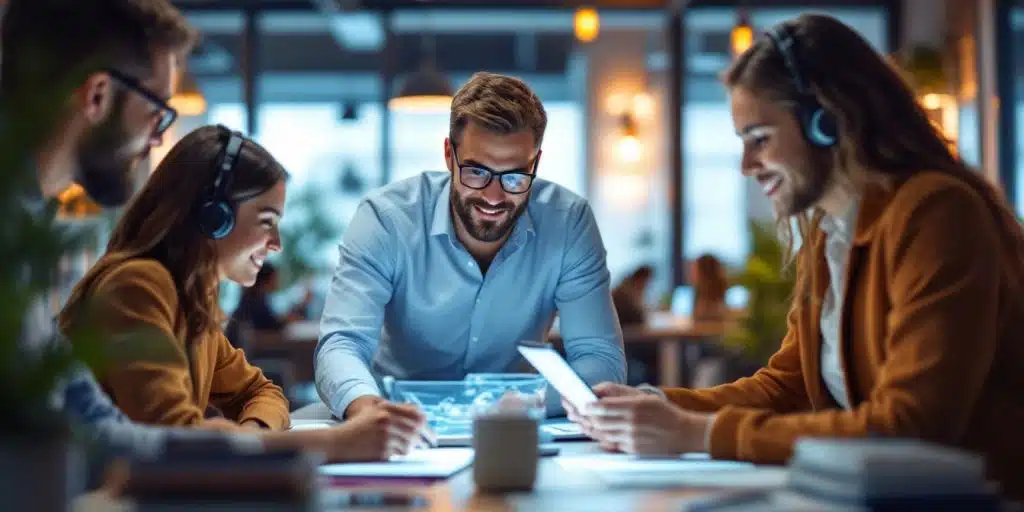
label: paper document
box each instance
[289,420,337,431]
[557,453,755,473]
[319,448,474,478]
[557,453,787,490]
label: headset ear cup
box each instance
[805,106,838,147]
[198,201,235,240]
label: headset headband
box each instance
[213,129,244,196]
[766,25,811,96]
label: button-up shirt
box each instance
[818,198,860,409]
[315,171,626,417]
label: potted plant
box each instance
[724,220,796,366]
[1,88,181,511]
[276,181,344,292]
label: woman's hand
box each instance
[563,382,646,448]
[322,402,428,462]
[584,394,713,456]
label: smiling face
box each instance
[446,121,539,246]
[730,86,833,217]
[213,180,286,287]
[76,48,177,207]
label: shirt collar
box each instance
[429,178,453,238]
[820,195,860,241]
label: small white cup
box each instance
[472,411,539,492]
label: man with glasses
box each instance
[3,1,428,490]
[316,72,626,420]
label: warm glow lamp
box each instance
[575,7,599,43]
[730,10,754,57]
[169,71,206,116]
[388,67,454,112]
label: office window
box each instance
[209,102,382,267]
[683,7,890,267]
[1015,5,1024,217]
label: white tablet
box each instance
[517,342,598,410]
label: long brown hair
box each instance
[692,253,728,319]
[60,125,288,343]
[722,13,1024,299]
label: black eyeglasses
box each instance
[450,142,540,195]
[105,68,178,136]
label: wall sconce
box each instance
[606,92,654,165]
[575,7,599,43]
[616,113,642,164]
[730,9,754,57]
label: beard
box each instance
[74,96,144,207]
[776,150,833,217]
[451,185,528,243]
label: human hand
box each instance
[584,394,711,456]
[562,382,645,443]
[196,417,246,432]
[324,402,428,462]
[343,395,388,419]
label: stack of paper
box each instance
[318,448,474,479]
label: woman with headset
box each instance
[566,13,1024,498]
[58,126,425,449]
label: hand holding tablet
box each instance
[516,341,598,411]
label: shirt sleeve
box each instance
[208,332,290,429]
[552,201,627,416]
[315,200,397,418]
[82,260,210,427]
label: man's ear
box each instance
[443,137,453,172]
[78,72,115,124]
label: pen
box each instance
[683,489,772,511]
[382,375,436,449]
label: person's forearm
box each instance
[314,336,383,418]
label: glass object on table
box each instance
[389,373,547,438]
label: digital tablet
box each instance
[517,341,598,410]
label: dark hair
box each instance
[723,13,1024,298]
[1,0,198,97]
[449,72,547,148]
[692,254,728,316]
[60,125,289,344]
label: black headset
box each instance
[765,24,838,148]
[197,126,245,240]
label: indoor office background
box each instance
[153,1,911,311]
[38,0,1024,394]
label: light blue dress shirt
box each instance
[315,171,626,417]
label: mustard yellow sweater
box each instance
[62,258,289,430]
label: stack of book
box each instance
[785,437,1000,511]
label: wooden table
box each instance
[549,312,731,388]
[74,441,731,512]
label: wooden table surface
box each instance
[75,441,728,512]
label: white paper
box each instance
[557,453,755,473]
[289,420,337,431]
[557,453,788,490]
[318,448,474,478]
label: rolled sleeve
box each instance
[551,202,626,415]
[315,201,396,418]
